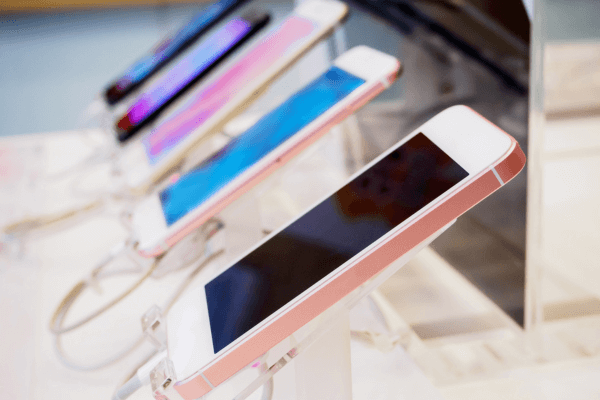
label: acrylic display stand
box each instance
[525,0,600,362]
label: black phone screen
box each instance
[204,133,469,353]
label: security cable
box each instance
[49,223,224,372]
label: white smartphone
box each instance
[118,0,349,194]
[131,46,402,257]
[164,106,526,399]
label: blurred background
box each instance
[0,0,555,137]
[2,0,600,398]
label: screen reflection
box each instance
[205,133,469,353]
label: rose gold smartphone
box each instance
[165,105,526,399]
[119,0,349,194]
[131,46,401,257]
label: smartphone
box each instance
[114,11,270,143]
[131,46,401,257]
[119,0,349,193]
[104,0,249,105]
[164,105,526,399]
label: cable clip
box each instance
[150,358,180,400]
[142,305,167,351]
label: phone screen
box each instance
[159,66,365,226]
[115,16,259,141]
[142,15,318,165]
[204,133,469,353]
[105,0,245,105]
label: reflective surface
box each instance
[205,133,468,353]
[159,66,364,226]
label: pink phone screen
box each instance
[142,16,317,165]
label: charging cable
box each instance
[49,240,156,335]
[2,199,105,238]
[1,152,143,244]
[49,221,225,371]
[112,350,167,400]
[2,165,127,241]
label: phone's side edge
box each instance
[493,140,526,184]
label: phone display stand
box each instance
[524,0,600,365]
[149,222,454,400]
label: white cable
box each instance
[112,375,143,400]
[2,198,105,238]
[112,350,167,400]
[50,244,224,371]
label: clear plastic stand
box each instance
[47,94,117,180]
[292,311,352,400]
[525,0,600,363]
[149,221,454,400]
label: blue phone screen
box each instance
[159,66,366,226]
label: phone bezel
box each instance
[131,46,401,256]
